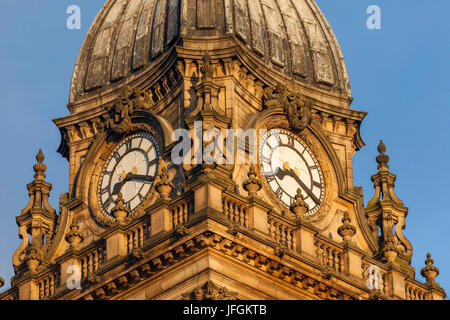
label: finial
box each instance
[25,245,41,273]
[242,164,262,197]
[0,276,4,288]
[65,221,83,250]
[382,237,398,262]
[111,193,130,224]
[155,159,174,200]
[376,140,390,171]
[290,188,309,217]
[421,253,440,283]
[337,211,356,242]
[33,149,47,180]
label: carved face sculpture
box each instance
[98,132,160,216]
[259,129,324,215]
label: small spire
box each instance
[376,140,390,171]
[33,149,47,180]
[290,189,309,218]
[337,212,356,242]
[421,253,440,283]
[242,164,262,197]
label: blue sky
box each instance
[0,1,449,296]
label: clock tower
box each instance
[0,0,445,300]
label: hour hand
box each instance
[112,174,155,195]
[126,174,155,183]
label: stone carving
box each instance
[111,193,130,224]
[65,221,83,250]
[337,212,356,242]
[104,86,155,134]
[366,141,413,261]
[290,189,309,218]
[182,281,238,300]
[421,253,440,283]
[263,84,313,133]
[155,159,174,199]
[242,165,262,197]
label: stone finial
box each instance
[421,253,440,283]
[25,245,41,273]
[111,193,130,223]
[242,165,262,197]
[155,159,174,199]
[33,149,47,180]
[337,212,356,242]
[376,140,390,171]
[0,277,4,288]
[382,238,398,262]
[65,221,83,250]
[289,189,309,217]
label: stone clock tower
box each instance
[0,0,445,300]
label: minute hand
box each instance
[275,168,320,205]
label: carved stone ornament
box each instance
[65,221,83,250]
[131,247,146,260]
[0,277,4,288]
[263,84,313,133]
[104,86,155,134]
[242,164,262,197]
[111,193,130,224]
[337,212,356,242]
[175,224,189,237]
[155,159,174,199]
[421,253,440,283]
[182,281,238,300]
[289,189,309,218]
[25,245,42,273]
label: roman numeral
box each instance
[112,151,121,162]
[287,135,295,147]
[313,181,322,188]
[148,158,158,168]
[125,139,132,151]
[309,165,318,170]
[100,187,109,195]
[266,175,275,183]
[261,155,271,164]
[103,197,114,209]
[275,187,284,199]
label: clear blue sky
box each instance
[0,1,449,296]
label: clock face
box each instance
[98,132,159,216]
[259,129,324,215]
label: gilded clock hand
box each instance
[275,167,320,205]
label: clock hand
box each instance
[126,174,155,182]
[112,173,155,195]
[275,168,320,205]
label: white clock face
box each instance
[259,129,324,215]
[98,132,159,216]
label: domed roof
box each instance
[70,0,351,104]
